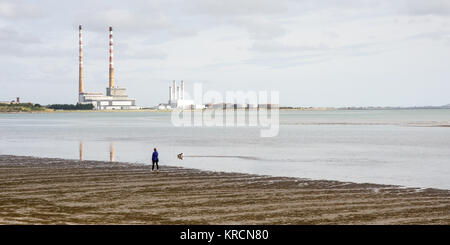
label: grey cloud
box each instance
[402,0,450,16]
[81,9,173,33]
[288,0,450,16]
[250,41,329,53]
[323,31,339,39]
[339,43,386,57]
[0,41,72,58]
[0,1,46,19]
[231,17,287,40]
[74,6,200,45]
[243,54,331,69]
[186,0,291,40]
[186,0,450,42]
[189,0,288,17]
[118,43,167,60]
[248,41,384,68]
[0,27,41,44]
[406,31,450,41]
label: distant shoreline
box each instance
[1,107,450,114]
[0,108,165,114]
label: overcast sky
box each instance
[0,0,449,107]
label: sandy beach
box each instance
[0,155,449,225]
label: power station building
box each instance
[158,80,204,109]
[78,25,137,110]
[169,80,195,108]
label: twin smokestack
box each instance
[78,25,115,95]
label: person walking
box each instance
[152,148,159,171]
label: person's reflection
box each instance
[79,142,84,161]
[110,143,115,162]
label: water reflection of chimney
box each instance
[79,142,84,161]
[109,143,115,162]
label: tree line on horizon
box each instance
[0,103,94,112]
[46,103,94,110]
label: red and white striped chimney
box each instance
[109,26,114,88]
[79,25,84,94]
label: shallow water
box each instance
[0,109,449,189]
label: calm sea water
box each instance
[1,109,449,189]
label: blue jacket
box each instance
[152,151,159,161]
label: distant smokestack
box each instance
[109,26,114,88]
[79,25,84,95]
[181,80,184,100]
[173,80,177,100]
[177,86,180,101]
[169,86,172,103]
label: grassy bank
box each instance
[0,103,52,113]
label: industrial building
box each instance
[0,97,20,104]
[158,80,204,109]
[77,25,137,110]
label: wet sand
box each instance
[0,155,449,224]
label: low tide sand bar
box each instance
[0,155,449,225]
